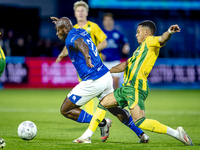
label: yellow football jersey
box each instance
[0,46,5,59]
[123,36,164,91]
[74,21,107,47]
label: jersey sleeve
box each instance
[66,34,81,49]
[146,36,163,48]
[93,24,107,43]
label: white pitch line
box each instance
[0,108,200,115]
[146,110,200,115]
[0,108,59,113]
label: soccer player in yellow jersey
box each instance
[0,46,6,77]
[51,1,107,115]
[75,20,193,146]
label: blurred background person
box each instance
[101,13,130,89]
[44,39,53,57]
[25,34,35,57]
[0,28,7,55]
[12,37,25,56]
[3,29,14,56]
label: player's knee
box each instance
[100,101,108,108]
[107,107,129,123]
[60,107,65,116]
[60,106,69,117]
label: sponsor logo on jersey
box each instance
[125,95,133,98]
[113,32,119,39]
[80,30,88,36]
[70,35,76,43]
[107,39,118,49]
[97,64,103,71]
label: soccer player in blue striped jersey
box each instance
[55,17,149,143]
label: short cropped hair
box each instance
[139,20,156,35]
[103,13,114,20]
[74,1,89,12]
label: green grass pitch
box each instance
[0,89,200,150]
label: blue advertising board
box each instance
[148,58,200,89]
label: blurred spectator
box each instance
[0,29,14,56]
[35,39,45,56]
[25,34,35,56]
[12,37,26,56]
[5,29,15,56]
[101,13,130,89]
[44,39,53,57]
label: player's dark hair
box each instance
[103,13,114,20]
[139,20,156,35]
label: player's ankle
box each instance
[98,119,106,127]
[138,132,145,138]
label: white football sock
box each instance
[80,128,94,139]
[166,126,179,139]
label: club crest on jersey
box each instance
[113,32,119,39]
[133,49,140,57]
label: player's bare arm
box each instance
[74,38,94,68]
[110,61,128,73]
[159,24,181,46]
[96,39,107,52]
[56,46,69,63]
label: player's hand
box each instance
[55,55,64,63]
[50,17,59,25]
[169,25,181,33]
[86,56,94,68]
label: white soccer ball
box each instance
[17,121,37,140]
[0,137,6,149]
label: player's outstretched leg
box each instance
[73,103,108,143]
[134,117,193,146]
[73,118,113,143]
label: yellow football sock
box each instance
[84,99,94,115]
[136,117,167,134]
[88,103,106,132]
